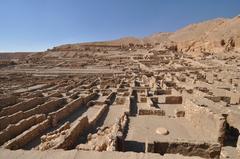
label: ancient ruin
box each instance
[0,16,240,159]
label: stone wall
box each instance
[38,122,71,150]
[115,113,129,151]
[39,102,105,151]
[0,97,46,117]
[4,119,51,150]
[0,114,46,145]
[48,91,63,98]
[49,97,84,127]
[54,115,89,149]
[77,112,129,151]
[49,93,97,127]
[105,92,117,104]
[0,95,17,110]
[0,98,65,130]
[125,96,131,114]
[82,93,98,104]
[0,111,25,131]
[89,105,108,127]
[25,98,65,117]
[227,111,240,151]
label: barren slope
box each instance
[32,15,240,58]
[169,16,240,53]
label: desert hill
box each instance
[51,15,240,54]
[168,16,240,53]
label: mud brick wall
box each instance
[0,114,46,145]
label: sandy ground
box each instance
[0,149,204,159]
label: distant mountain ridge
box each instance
[47,15,240,54]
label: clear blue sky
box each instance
[0,0,239,52]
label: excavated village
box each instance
[0,16,240,159]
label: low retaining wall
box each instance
[38,122,71,150]
[0,95,17,110]
[49,93,98,127]
[115,113,129,151]
[0,111,25,131]
[165,96,182,104]
[0,114,46,145]
[25,98,65,117]
[4,119,51,150]
[48,91,63,98]
[138,109,165,116]
[82,93,98,104]
[39,108,102,151]
[0,97,46,117]
[154,89,171,95]
[49,97,84,127]
[227,111,240,151]
[0,98,65,131]
[89,105,108,127]
[105,92,117,104]
[77,112,129,152]
[54,116,89,149]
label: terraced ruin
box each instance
[0,16,240,159]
